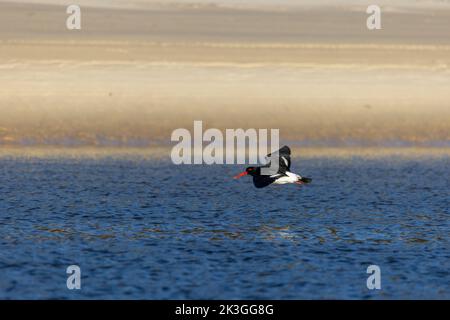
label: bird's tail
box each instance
[300,177,312,183]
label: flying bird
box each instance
[233,146,312,188]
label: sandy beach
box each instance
[1,0,449,147]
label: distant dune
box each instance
[0,0,449,147]
[6,0,450,11]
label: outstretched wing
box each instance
[265,145,291,173]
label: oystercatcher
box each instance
[233,146,312,188]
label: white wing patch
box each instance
[269,173,283,178]
[272,171,300,184]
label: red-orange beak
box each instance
[233,171,248,179]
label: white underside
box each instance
[271,171,301,184]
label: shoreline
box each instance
[1,146,449,159]
[1,1,449,149]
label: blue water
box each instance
[0,154,448,299]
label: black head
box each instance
[245,167,259,176]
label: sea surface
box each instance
[0,151,448,299]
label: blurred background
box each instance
[0,0,449,148]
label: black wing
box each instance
[252,175,277,188]
[265,145,291,174]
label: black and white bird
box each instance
[233,146,312,188]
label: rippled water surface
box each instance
[0,154,448,299]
